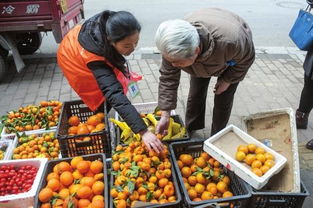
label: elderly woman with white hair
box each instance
[155,8,255,137]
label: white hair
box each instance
[155,19,200,59]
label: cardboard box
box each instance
[204,125,287,190]
[242,108,301,192]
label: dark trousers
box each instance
[298,74,313,113]
[185,76,239,136]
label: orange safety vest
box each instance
[57,25,138,111]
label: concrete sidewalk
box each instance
[0,47,312,207]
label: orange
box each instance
[264,152,274,161]
[47,178,60,192]
[39,188,53,203]
[77,186,93,199]
[78,199,91,208]
[110,188,118,198]
[68,126,78,135]
[216,181,227,193]
[116,199,127,208]
[213,160,220,168]
[77,160,90,174]
[94,173,104,181]
[96,112,105,121]
[247,143,257,153]
[87,115,101,126]
[184,182,191,190]
[208,186,218,195]
[40,203,51,208]
[91,199,104,208]
[95,123,105,131]
[188,188,198,200]
[195,183,205,194]
[179,154,194,166]
[260,165,270,174]
[69,184,82,195]
[256,154,266,164]
[73,170,84,180]
[188,175,197,186]
[235,151,246,161]
[264,160,275,168]
[57,161,72,174]
[63,197,78,208]
[92,195,104,202]
[181,167,192,178]
[158,178,169,188]
[190,164,198,172]
[81,177,95,188]
[201,191,213,200]
[68,116,80,126]
[251,160,262,169]
[193,198,202,202]
[71,156,84,169]
[237,145,248,154]
[195,157,207,168]
[47,172,59,181]
[59,188,70,200]
[77,124,90,135]
[223,191,233,198]
[252,168,263,177]
[60,171,74,186]
[164,184,175,197]
[200,152,210,160]
[196,172,207,184]
[92,181,104,195]
[222,175,231,185]
[255,147,265,154]
[245,154,256,165]
[168,196,176,202]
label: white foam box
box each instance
[1,126,57,140]
[9,130,60,160]
[242,108,301,192]
[203,124,287,190]
[0,158,47,208]
[0,139,14,160]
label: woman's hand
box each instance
[156,111,170,135]
[141,130,164,153]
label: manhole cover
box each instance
[276,1,306,9]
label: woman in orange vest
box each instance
[57,10,164,153]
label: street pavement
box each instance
[0,47,312,207]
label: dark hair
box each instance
[100,10,141,71]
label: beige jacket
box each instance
[158,8,255,110]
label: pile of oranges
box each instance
[2,100,62,134]
[177,152,233,202]
[110,142,176,208]
[38,157,105,208]
[12,132,59,160]
[235,144,275,177]
[67,113,105,142]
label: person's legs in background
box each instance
[211,82,239,136]
[186,76,211,136]
[296,74,313,149]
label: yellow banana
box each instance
[109,118,128,130]
[120,128,132,140]
[146,114,158,127]
[163,118,174,140]
[142,118,150,126]
[171,127,186,139]
[172,121,181,135]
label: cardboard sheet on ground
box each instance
[242,108,301,192]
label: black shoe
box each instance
[296,110,309,129]
[306,139,313,150]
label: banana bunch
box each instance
[109,113,186,144]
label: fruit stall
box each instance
[0,100,310,208]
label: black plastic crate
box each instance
[114,114,189,146]
[56,100,112,158]
[109,153,182,208]
[169,139,251,208]
[246,182,309,208]
[34,153,108,208]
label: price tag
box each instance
[128,81,140,98]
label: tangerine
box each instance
[77,185,93,199]
[60,171,74,186]
[77,160,90,174]
[68,116,80,126]
[92,181,104,195]
[90,160,103,174]
[39,188,53,203]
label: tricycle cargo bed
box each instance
[0,0,84,42]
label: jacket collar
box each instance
[191,22,215,62]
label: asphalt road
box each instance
[38,0,307,54]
